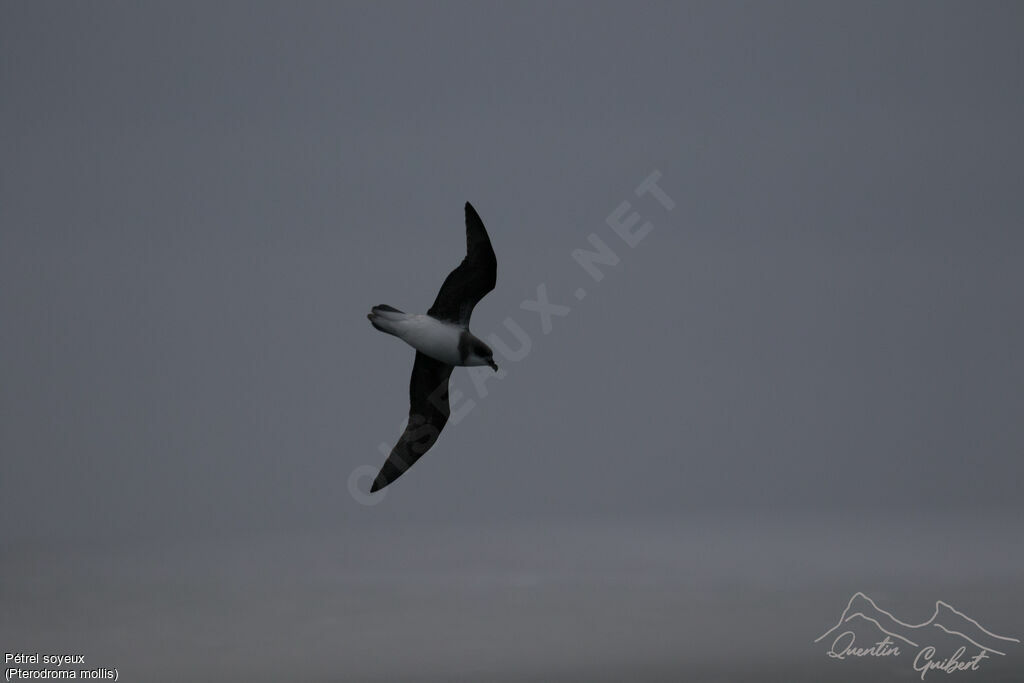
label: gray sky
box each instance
[3,3,1023,680]
[4,1,1022,540]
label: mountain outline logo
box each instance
[815,591,1020,678]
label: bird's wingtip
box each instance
[370,473,388,493]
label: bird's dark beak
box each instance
[487,359,498,372]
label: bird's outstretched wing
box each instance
[426,202,497,326]
[371,352,455,492]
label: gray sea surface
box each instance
[4,511,1021,682]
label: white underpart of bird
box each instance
[368,312,483,367]
[366,202,498,492]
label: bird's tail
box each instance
[367,304,408,336]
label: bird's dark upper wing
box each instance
[371,352,455,492]
[426,202,497,326]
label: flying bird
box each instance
[366,202,499,492]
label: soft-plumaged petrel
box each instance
[366,202,498,492]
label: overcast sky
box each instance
[4,1,1022,542]
[3,3,1023,680]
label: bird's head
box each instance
[469,340,498,372]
